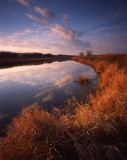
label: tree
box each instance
[79,52,84,56]
[86,50,93,56]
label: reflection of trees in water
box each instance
[0,58,71,69]
[0,51,72,69]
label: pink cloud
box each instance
[51,24,90,48]
[51,24,84,40]
[14,29,39,36]
[16,0,29,7]
[26,13,51,27]
[52,24,76,40]
[35,7,56,19]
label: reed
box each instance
[77,74,92,85]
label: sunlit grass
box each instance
[77,74,92,85]
[0,54,127,160]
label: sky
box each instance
[0,0,127,55]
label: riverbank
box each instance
[0,57,72,68]
[0,54,127,160]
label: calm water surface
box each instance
[0,60,97,134]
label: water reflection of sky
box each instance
[0,61,97,125]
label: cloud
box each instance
[51,24,90,49]
[0,34,51,54]
[14,29,39,36]
[25,11,89,50]
[62,14,70,24]
[52,24,75,40]
[52,24,84,40]
[16,0,29,6]
[26,13,51,27]
[35,7,56,19]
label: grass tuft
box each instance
[77,74,92,85]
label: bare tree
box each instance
[86,50,93,56]
[79,52,84,56]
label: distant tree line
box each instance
[0,51,73,58]
[79,50,93,56]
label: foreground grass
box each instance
[0,54,127,160]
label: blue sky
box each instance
[0,0,127,55]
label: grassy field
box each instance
[0,54,127,160]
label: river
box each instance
[0,60,97,135]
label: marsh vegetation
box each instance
[77,74,92,85]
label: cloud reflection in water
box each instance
[0,61,97,115]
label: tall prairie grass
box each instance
[0,54,127,160]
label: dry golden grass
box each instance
[77,74,92,85]
[0,54,127,160]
